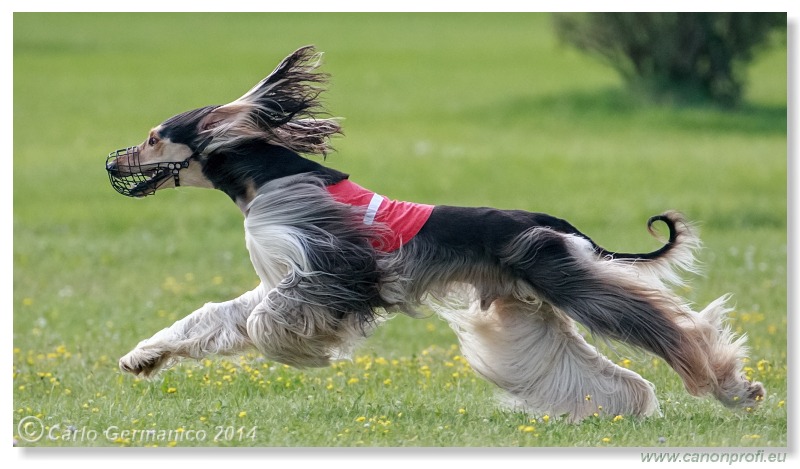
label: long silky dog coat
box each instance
[109,46,764,421]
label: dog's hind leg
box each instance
[501,227,764,411]
[119,284,266,377]
[438,298,659,422]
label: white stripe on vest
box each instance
[363,193,384,225]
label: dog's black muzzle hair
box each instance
[106,137,211,198]
[105,146,190,197]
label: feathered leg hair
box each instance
[490,215,763,414]
[439,297,660,421]
[119,285,265,377]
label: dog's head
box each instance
[106,45,341,198]
[105,106,218,197]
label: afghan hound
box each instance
[108,46,764,422]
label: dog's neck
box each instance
[201,141,348,212]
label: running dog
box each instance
[108,46,764,421]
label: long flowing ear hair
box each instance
[200,45,341,157]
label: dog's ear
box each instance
[200,45,341,156]
[198,104,241,133]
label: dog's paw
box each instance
[717,378,766,410]
[739,380,766,409]
[119,346,174,378]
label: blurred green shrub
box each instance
[552,13,786,107]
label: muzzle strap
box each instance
[174,135,214,187]
[169,160,191,187]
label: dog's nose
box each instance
[106,159,119,176]
[107,146,140,177]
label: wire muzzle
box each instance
[106,146,191,197]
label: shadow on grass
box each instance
[474,87,786,136]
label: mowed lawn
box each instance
[13,13,787,448]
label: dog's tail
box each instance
[583,211,701,287]
[597,212,687,259]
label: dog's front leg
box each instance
[244,270,382,369]
[119,283,267,378]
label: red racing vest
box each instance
[327,179,434,252]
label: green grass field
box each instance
[13,13,787,449]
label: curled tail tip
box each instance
[646,210,703,275]
[647,211,695,245]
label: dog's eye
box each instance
[148,136,159,146]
